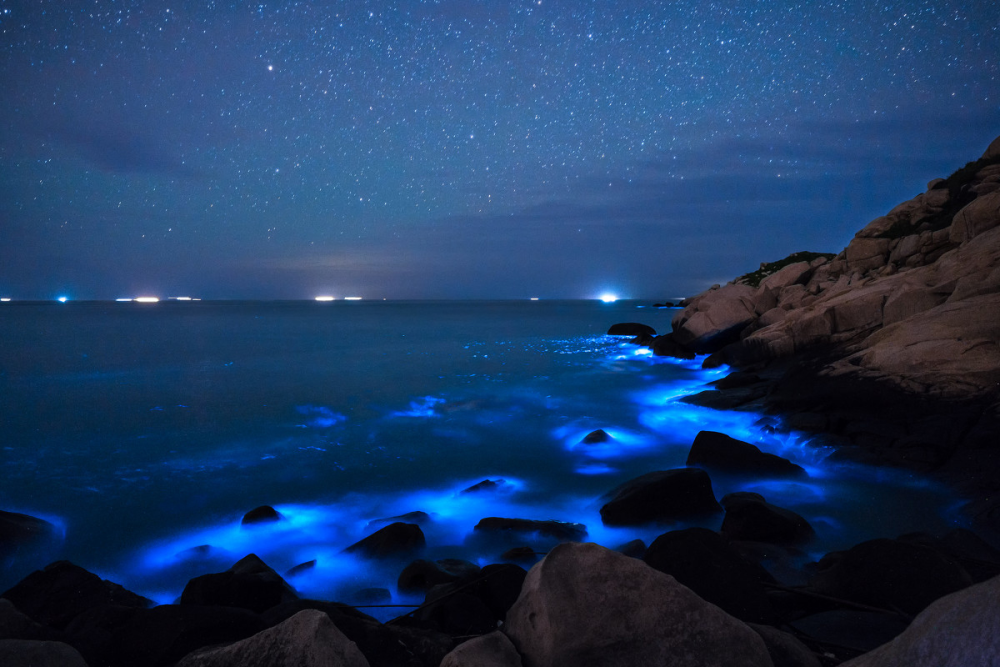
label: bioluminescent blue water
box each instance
[0,300,965,617]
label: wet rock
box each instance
[344,523,426,559]
[504,542,773,667]
[1,560,151,630]
[462,479,506,494]
[180,554,299,614]
[398,559,480,594]
[599,468,723,526]
[580,429,612,444]
[788,610,910,656]
[721,493,815,544]
[440,631,523,667]
[0,511,59,560]
[840,573,1000,667]
[607,322,656,336]
[416,588,497,636]
[747,623,821,667]
[475,564,528,620]
[0,599,60,641]
[810,538,973,616]
[500,546,540,565]
[614,539,647,558]
[643,527,776,624]
[261,599,453,667]
[285,560,316,577]
[366,511,431,529]
[686,431,806,477]
[650,333,697,359]
[0,639,88,667]
[176,609,369,667]
[712,371,764,390]
[473,518,586,541]
[240,505,282,526]
[65,603,265,667]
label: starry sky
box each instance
[1,1,997,300]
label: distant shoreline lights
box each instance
[315,296,335,301]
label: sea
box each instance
[0,299,966,617]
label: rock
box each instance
[983,134,1000,160]
[504,542,773,667]
[440,631,523,667]
[720,494,815,544]
[810,538,973,615]
[839,573,1000,667]
[580,429,612,444]
[260,599,453,667]
[501,546,540,565]
[474,564,529,620]
[845,237,890,272]
[176,609,369,667]
[712,371,764,389]
[747,623,822,667]
[606,322,656,336]
[0,599,59,641]
[950,189,1000,243]
[787,611,910,655]
[366,511,431,529]
[343,523,426,559]
[240,505,282,526]
[1,560,151,630]
[0,640,88,667]
[474,518,586,541]
[759,261,813,292]
[415,588,497,636]
[180,554,298,614]
[285,560,316,577]
[670,284,757,353]
[65,603,266,667]
[650,333,697,359]
[599,468,722,526]
[0,510,59,560]
[614,539,647,558]
[686,431,806,478]
[398,559,480,594]
[643,527,776,624]
[462,479,506,494]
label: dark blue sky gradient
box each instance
[1,1,997,299]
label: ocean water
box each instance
[0,300,965,615]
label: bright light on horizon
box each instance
[135,297,160,303]
[115,298,133,302]
[315,296,335,301]
[171,296,193,301]
[344,296,362,301]
[530,297,539,301]
[599,293,618,303]
[57,296,68,303]
[0,298,10,302]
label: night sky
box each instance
[1,1,997,300]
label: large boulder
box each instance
[504,542,774,667]
[343,522,426,559]
[1,561,151,630]
[839,573,1000,667]
[949,189,1000,243]
[440,631,523,667]
[176,609,369,667]
[0,640,88,667]
[686,431,806,478]
[0,599,60,641]
[670,284,757,353]
[747,623,821,667]
[642,528,776,624]
[810,538,973,615]
[180,554,298,614]
[0,511,59,560]
[650,333,696,359]
[606,322,656,336]
[720,493,815,544]
[599,468,722,526]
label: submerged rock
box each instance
[580,429,612,444]
[180,554,298,614]
[366,511,431,529]
[599,468,722,526]
[343,522,426,559]
[606,322,656,336]
[398,559,480,594]
[240,506,283,526]
[1,560,152,630]
[462,479,506,494]
[686,431,806,478]
[721,493,815,544]
[504,542,773,667]
[473,518,586,541]
[650,333,697,359]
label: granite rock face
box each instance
[504,542,774,667]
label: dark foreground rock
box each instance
[440,631,522,667]
[720,493,815,544]
[810,537,973,616]
[504,542,773,667]
[181,554,298,613]
[0,639,88,667]
[397,559,481,594]
[0,511,59,561]
[1,560,151,630]
[642,527,776,624]
[411,563,527,636]
[599,468,722,526]
[687,430,806,478]
[176,609,369,667]
[343,522,426,559]
[840,573,1000,667]
[473,518,586,541]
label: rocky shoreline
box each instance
[3,137,1000,665]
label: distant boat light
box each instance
[115,298,133,302]
[599,293,618,303]
[172,296,193,301]
[135,297,159,303]
[57,296,68,303]
[315,296,335,302]
[530,297,539,301]
[344,296,362,301]
[0,298,10,302]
